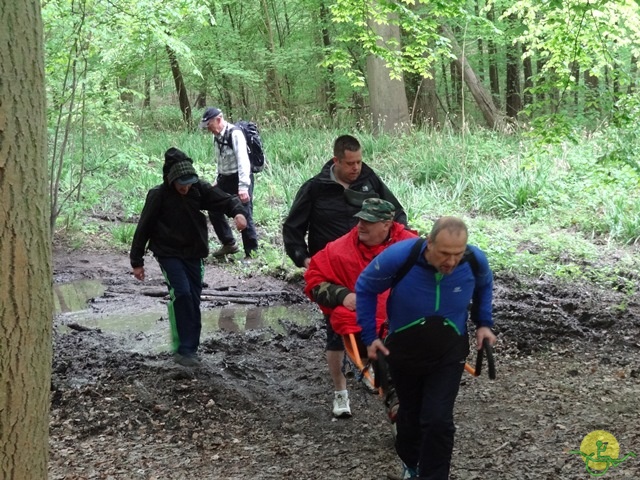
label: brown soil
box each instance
[49,248,640,479]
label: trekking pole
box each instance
[473,338,496,380]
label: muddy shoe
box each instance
[211,243,240,257]
[174,353,201,367]
[332,391,351,418]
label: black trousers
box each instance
[208,172,258,255]
[389,354,465,480]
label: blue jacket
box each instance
[356,238,493,346]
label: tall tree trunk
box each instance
[166,45,192,124]
[450,61,462,109]
[143,76,151,108]
[366,18,410,134]
[319,2,337,119]
[475,1,485,81]
[407,71,439,128]
[260,0,284,112]
[522,45,534,107]
[0,1,53,478]
[506,38,521,118]
[441,26,503,130]
[486,7,500,106]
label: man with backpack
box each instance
[356,217,496,480]
[200,107,259,260]
[283,134,407,418]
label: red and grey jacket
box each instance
[304,222,417,335]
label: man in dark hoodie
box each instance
[130,148,247,366]
[282,134,407,418]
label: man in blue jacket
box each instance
[356,217,496,480]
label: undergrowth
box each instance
[52,124,640,291]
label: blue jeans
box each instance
[209,172,258,255]
[157,257,204,356]
[389,357,465,480]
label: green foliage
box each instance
[50,122,640,288]
[110,223,137,246]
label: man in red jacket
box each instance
[304,198,417,417]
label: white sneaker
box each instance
[332,392,352,418]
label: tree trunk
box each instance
[522,45,534,107]
[0,2,53,478]
[441,25,503,130]
[260,0,284,112]
[506,37,521,118]
[165,45,192,124]
[407,71,438,128]
[319,2,337,119]
[366,18,410,135]
[486,8,500,106]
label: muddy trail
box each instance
[49,248,640,479]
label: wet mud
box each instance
[49,249,640,479]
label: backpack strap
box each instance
[390,238,426,288]
[214,126,237,155]
[390,238,479,289]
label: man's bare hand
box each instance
[342,293,356,311]
[366,339,389,361]
[475,326,496,350]
[133,266,145,281]
[238,192,250,203]
[234,214,247,231]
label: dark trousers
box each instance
[209,172,258,255]
[157,257,204,356]
[389,358,465,480]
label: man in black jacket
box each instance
[130,148,247,366]
[283,134,406,417]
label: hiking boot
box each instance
[211,243,240,257]
[332,392,351,418]
[174,353,201,367]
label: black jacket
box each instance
[282,159,407,267]
[130,181,245,267]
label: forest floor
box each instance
[48,243,640,480]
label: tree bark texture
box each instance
[0,1,53,478]
[441,25,501,129]
[166,45,192,124]
[486,8,500,105]
[506,40,522,118]
[522,46,534,107]
[366,18,410,134]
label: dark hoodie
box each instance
[282,159,407,268]
[130,148,245,268]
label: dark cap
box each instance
[199,107,222,128]
[353,198,395,222]
[175,174,198,185]
[167,161,198,185]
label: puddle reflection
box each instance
[54,280,105,314]
[58,304,315,353]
